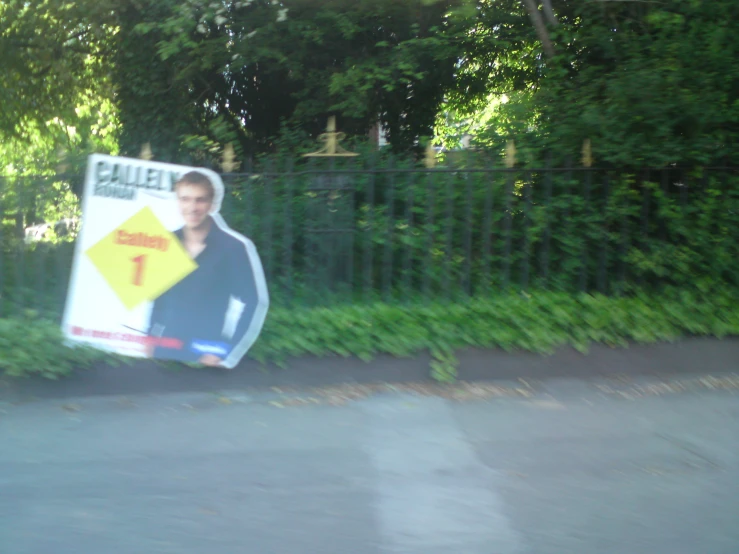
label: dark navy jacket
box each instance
[148,219,260,363]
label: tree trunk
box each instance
[520,0,556,59]
[368,121,380,150]
[541,0,559,27]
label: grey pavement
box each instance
[1,379,738,553]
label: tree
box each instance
[115,0,474,158]
[468,0,739,167]
[0,0,114,141]
[112,0,203,164]
[520,0,556,59]
[1,0,119,235]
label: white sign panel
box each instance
[62,155,269,369]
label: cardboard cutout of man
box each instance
[146,171,269,367]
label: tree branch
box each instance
[541,0,559,27]
[520,0,556,59]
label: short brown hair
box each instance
[175,171,215,201]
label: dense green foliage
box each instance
[3,289,738,381]
[253,288,739,381]
[0,0,118,180]
[218,158,739,301]
[0,311,118,379]
[115,0,472,158]
[3,0,739,382]
[4,1,739,168]
[2,155,737,382]
[3,157,738,311]
[483,1,739,167]
[0,1,111,138]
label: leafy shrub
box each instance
[0,311,118,379]
[2,289,737,382]
[251,287,739,382]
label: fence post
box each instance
[14,182,26,315]
[580,140,594,291]
[422,171,437,299]
[403,170,416,297]
[638,168,651,289]
[463,166,473,296]
[521,170,532,290]
[0,177,4,317]
[540,152,553,287]
[481,160,495,290]
[443,169,454,299]
[346,160,356,300]
[363,155,376,301]
[283,158,294,302]
[502,141,516,290]
[597,174,610,294]
[617,173,630,296]
[382,156,395,301]
[264,158,275,284]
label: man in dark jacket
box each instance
[146,171,268,367]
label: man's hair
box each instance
[175,171,215,201]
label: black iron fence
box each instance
[219,163,739,304]
[2,162,738,317]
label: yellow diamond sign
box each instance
[85,206,197,310]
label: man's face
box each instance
[177,183,213,229]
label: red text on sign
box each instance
[131,254,146,286]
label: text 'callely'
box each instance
[114,231,170,252]
[93,161,183,201]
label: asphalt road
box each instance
[1,377,738,553]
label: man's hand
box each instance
[198,354,223,367]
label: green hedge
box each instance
[3,288,738,382]
[0,311,119,379]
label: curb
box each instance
[1,337,737,403]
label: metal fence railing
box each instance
[218,164,738,304]
[2,163,738,316]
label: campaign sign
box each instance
[62,155,269,369]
